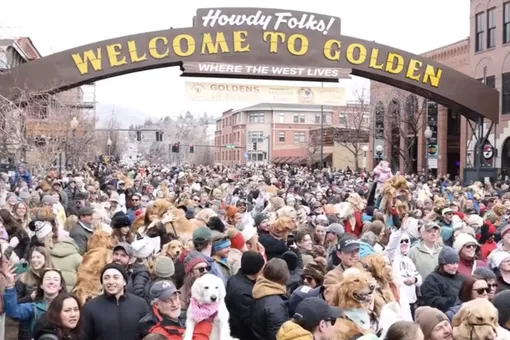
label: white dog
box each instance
[184,273,236,340]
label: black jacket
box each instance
[82,292,150,340]
[420,269,464,312]
[225,271,257,340]
[258,231,288,260]
[126,263,151,298]
[251,291,289,340]
[33,316,82,340]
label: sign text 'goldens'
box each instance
[198,9,338,35]
[70,31,443,88]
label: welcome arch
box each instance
[0,7,500,123]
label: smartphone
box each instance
[287,234,295,248]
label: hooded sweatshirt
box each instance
[50,238,83,292]
[252,276,289,340]
[276,321,313,340]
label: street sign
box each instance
[226,144,235,149]
[244,152,248,159]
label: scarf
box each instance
[189,297,219,323]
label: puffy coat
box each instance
[420,269,464,312]
[126,262,151,298]
[259,231,288,260]
[276,320,313,340]
[251,276,289,340]
[50,238,83,292]
[226,270,257,340]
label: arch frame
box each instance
[0,7,499,123]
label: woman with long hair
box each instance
[445,276,490,321]
[0,208,30,259]
[16,247,53,301]
[12,202,30,235]
[33,293,83,340]
[4,268,67,340]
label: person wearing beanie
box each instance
[82,263,150,340]
[183,251,209,276]
[254,213,269,231]
[420,246,464,313]
[142,256,176,304]
[225,251,265,340]
[225,228,245,275]
[212,233,232,279]
[301,261,327,289]
[492,290,510,336]
[473,266,498,300]
[415,306,452,340]
[111,211,134,243]
[488,223,510,268]
[282,250,301,294]
[192,226,226,284]
[452,232,487,277]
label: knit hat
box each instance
[453,233,479,252]
[501,224,510,238]
[229,231,245,250]
[282,250,299,271]
[41,195,55,206]
[6,192,17,203]
[212,235,231,253]
[254,213,268,227]
[111,211,131,229]
[154,256,175,278]
[183,251,208,274]
[131,237,155,259]
[100,262,128,284]
[473,266,497,280]
[19,188,30,200]
[193,227,212,242]
[438,246,460,265]
[240,251,265,275]
[34,221,53,240]
[491,251,510,269]
[302,261,326,283]
[207,216,226,233]
[415,306,449,340]
[492,290,510,326]
[241,224,257,242]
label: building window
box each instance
[505,2,510,44]
[339,113,347,126]
[486,75,496,88]
[293,132,305,143]
[248,131,264,143]
[315,114,321,124]
[488,8,496,48]
[293,113,305,123]
[279,112,285,123]
[248,112,264,124]
[279,132,285,142]
[476,12,485,52]
[503,72,510,115]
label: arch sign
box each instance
[0,7,499,123]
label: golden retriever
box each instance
[72,230,113,305]
[452,298,498,340]
[330,268,377,340]
[162,239,184,260]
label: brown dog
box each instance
[452,299,498,340]
[162,239,185,260]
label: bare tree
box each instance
[300,138,320,166]
[96,112,125,160]
[333,89,371,170]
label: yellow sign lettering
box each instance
[406,59,423,81]
[287,34,308,56]
[385,53,404,74]
[368,48,384,70]
[127,41,147,63]
[233,31,250,52]
[263,32,285,53]
[71,49,102,75]
[345,43,367,65]
[106,43,127,67]
[148,37,169,59]
[423,65,443,88]
[323,39,341,61]
[201,32,230,55]
[173,34,195,57]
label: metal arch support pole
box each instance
[476,116,484,181]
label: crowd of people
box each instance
[0,160,510,340]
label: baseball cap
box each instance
[336,235,360,253]
[150,280,180,301]
[325,223,345,237]
[193,227,212,242]
[421,221,440,231]
[442,208,454,216]
[78,206,94,216]
[113,242,133,256]
[293,297,342,331]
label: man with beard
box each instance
[139,280,213,339]
[112,242,151,298]
[415,306,453,340]
[82,263,149,340]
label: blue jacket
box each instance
[3,287,48,332]
[12,171,32,188]
[204,254,227,284]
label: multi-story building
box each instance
[214,102,370,166]
[369,0,510,178]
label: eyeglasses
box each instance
[194,265,211,274]
[464,244,477,250]
[324,318,337,326]
[303,276,314,283]
[488,283,499,289]
[473,287,490,295]
[400,239,410,244]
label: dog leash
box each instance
[468,323,496,340]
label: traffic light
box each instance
[171,143,180,153]
[253,142,257,150]
[156,131,163,142]
[189,145,194,153]
[136,130,141,141]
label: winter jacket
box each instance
[225,270,257,340]
[50,238,83,292]
[457,258,487,277]
[420,270,464,312]
[259,231,288,260]
[126,263,151,298]
[251,276,289,340]
[82,292,150,340]
[3,287,48,340]
[33,316,81,340]
[69,221,93,255]
[446,304,461,322]
[407,240,443,281]
[496,273,510,293]
[276,320,313,340]
[228,248,243,275]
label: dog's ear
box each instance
[218,279,226,300]
[191,276,203,302]
[453,306,471,328]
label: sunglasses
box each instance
[195,265,211,274]
[303,276,314,283]
[464,244,477,250]
[473,287,490,295]
[324,318,337,326]
[400,239,410,244]
[193,198,200,202]
[488,283,499,289]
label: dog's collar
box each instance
[467,322,497,340]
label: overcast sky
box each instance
[1,0,469,121]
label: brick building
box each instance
[369,0,510,177]
[214,102,369,166]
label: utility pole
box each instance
[320,82,324,169]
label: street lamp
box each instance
[375,145,383,163]
[107,137,112,157]
[362,145,369,169]
[424,126,433,181]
